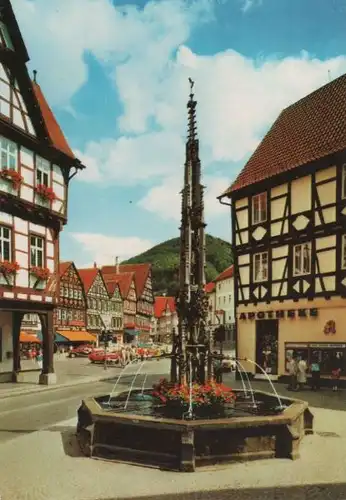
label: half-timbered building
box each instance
[78,266,112,342]
[103,279,123,344]
[102,261,154,341]
[54,261,88,332]
[0,1,84,383]
[153,296,177,343]
[220,74,346,382]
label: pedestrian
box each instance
[297,355,307,390]
[310,355,320,391]
[287,354,298,391]
[331,353,342,391]
[213,351,222,383]
[36,349,43,370]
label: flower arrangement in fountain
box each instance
[152,378,236,412]
[35,184,56,202]
[30,266,50,281]
[0,169,23,190]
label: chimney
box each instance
[115,256,119,274]
[93,262,97,269]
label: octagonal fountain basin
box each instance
[76,389,314,472]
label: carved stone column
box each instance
[12,311,24,382]
[39,310,56,385]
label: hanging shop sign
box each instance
[323,320,336,335]
[239,308,318,320]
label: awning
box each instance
[124,329,140,336]
[55,330,97,343]
[20,332,41,343]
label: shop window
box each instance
[252,192,267,225]
[293,242,311,276]
[253,252,268,282]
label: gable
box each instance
[0,63,36,136]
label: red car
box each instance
[68,344,94,358]
[88,351,120,364]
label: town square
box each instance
[0,0,346,499]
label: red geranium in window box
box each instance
[0,169,23,190]
[35,184,56,202]
[0,260,20,276]
[30,266,50,281]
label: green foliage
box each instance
[123,234,232,295]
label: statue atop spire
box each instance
[172,79,210,386]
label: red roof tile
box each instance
[103,272,135,299]
[59,261,72,276]
[77,268,99,294]
[215,265,234,282]
[102,263,151,296]
[166,296,176,314]
[154,297,168,318]
[205,282,215,293]
[32,82,75,160]
[223,74,346,195]
[103,280,121,297]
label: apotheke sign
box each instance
[239,308,318,320]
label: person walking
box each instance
[36,349,43,370]
[297,355,307,390]
[310,355,320,391]
[287,354,298,391]
[212,352,223,383]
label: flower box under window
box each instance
[0,169,23,190]
[0,260,19,286]
[35,184,56,202]
[30,266,50,289]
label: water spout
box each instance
[107,357,142,406]
[234,359,248,397]
[124,362,146,410]
[244,358,285,410]
[141,374,148,396]
[235,359,257,409]
[184,355,194,420]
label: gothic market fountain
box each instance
[76,80,314,472]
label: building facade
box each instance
[0,1,84,383]
[102,261,154,342]
[220,74,346,381]
[153,296,177,343]
[205,282,216,329]
[78,267,112,341]
[214,266,235,348]
[54,262,87,332]
[103,280,123,344]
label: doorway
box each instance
[255,320,279,375]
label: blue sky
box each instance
[13,0,346,266]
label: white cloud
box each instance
[69,232,154,266]
[138,174,230,221]
[240,0,262,13]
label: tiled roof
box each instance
[103,272,135,299]
[223,74,346,195]
[32,81,75,160]
[77,268,99,294]
[215,265,234,282]
[102,263,151,296]
[103,280,121,297]
[205,282,216,293]
[59,261,72,275]
[166,296,176,313]
[154,296,176,318]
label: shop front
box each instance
[237,297,346,383]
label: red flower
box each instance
[30,266,50,281]
[0,169,23,189]
[0,260,20,276]
[35,184,56,202]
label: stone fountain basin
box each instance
[76,390,314,472]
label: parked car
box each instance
[68,344,94,358]
[222,355,236,372]
[88,350,120,364]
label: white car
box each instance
[222,356,236,372]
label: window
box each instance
[36,156,50,187]
[252,192,267,225]
[343,235,346,269]
[61,309,67,320]
[0,225,11,261]
[253,252,268,282]
[293,243,311,276]
[343,165,346,199]
[229,294,232,303]
[0,137,17,170]
[30,235,44,268]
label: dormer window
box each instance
[36,156,50,187]
[252,192,267,225]
[342,165,346,199]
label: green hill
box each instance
[123,234,233,296]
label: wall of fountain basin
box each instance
[76,389,314,472]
